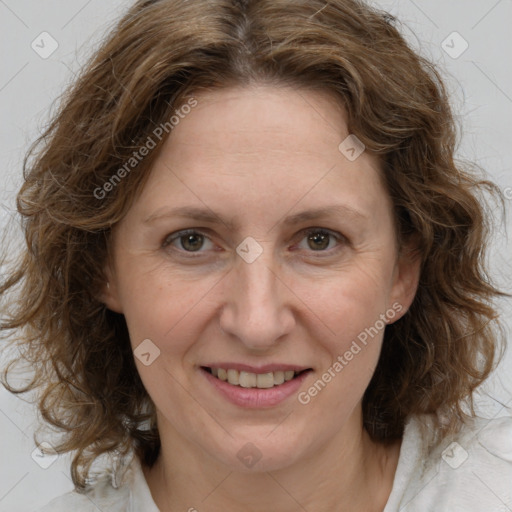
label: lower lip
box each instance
[201,368,311,408]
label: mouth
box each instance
[201,366,312,389]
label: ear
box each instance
[387,242,421,324]
[100,262,124,313]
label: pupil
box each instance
[182,234,203,251]
[308,231,329,250]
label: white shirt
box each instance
[36,413,512,511]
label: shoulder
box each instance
[387,413,512,512]
[35,476,130,512]
[34,460,135,512]
[435,414,512,509]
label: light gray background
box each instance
[1,1,511,510]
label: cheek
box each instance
[116,261,221,348]
[115,266,224,412]
[298,277,388,416]
[294,260,392,401]
[298,259,393,342]
[120,274,218,418]
[298,341,382,436]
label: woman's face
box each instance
[105,85,419,472]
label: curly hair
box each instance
[0,0,506,489]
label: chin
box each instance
[207,431,310,474]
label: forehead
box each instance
[167,85,349,163]
[133,85,389,225]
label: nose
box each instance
[218,255,296,351]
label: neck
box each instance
[143,411,401,512]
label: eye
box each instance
[296,228,344,252]
[163,229,215,253]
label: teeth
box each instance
[209,368,304,388]
[256,372,274,388]
[227,369,239,385]
[284,370,295,381]
[239,371,257,388]
[273,371,285,385]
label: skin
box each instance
[104,85,420,511]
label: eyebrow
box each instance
[143,206,236,230]
[143,204,368,230]
[280,205,368,226]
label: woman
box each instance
[1,0,511,510]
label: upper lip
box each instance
[201,363,312,373]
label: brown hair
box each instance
[1,0,506,489]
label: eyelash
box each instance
[162,228,347,258]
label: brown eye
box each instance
[306,231,331,251]
[180,233,205,252]
[293,228,347,255]
[163,230,214,253]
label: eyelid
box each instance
[301,227,342,237]
[162,228,216,252]
[300,226,346,243]
[162,227,348,255]
[293,227,347,253]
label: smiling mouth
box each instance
[202,367,312,389]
